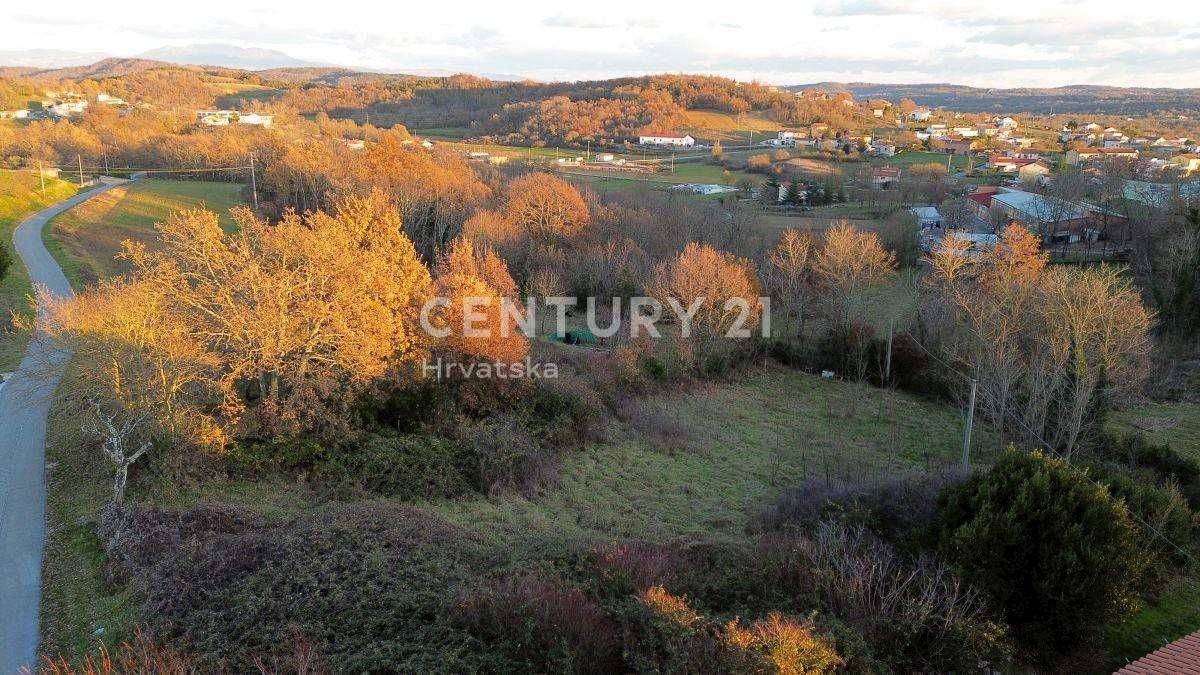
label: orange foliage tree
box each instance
[503,173,589,244]
[648,242,762,359]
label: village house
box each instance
[48,95,88,118]
[637,133,695,147]
[1018,160,1052,183]
[1170,153,1200,174]
[907,108,932,122]
[870,140,896,156]
[910,206,942,228]
[866,99,891,118]
[943,137,977,155]
[777,129,808,146]
[1066,146,1139,165]
[96,93,126,106]
[0,109,29,119]
[872,166,901,188]
[195,110,274,127]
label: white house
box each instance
[908,108,932,122]
[196,110,273,127]
[638,134,695,147]
[911,206,942,228]
[870,140,896,157]
[48,97,88,117]
[96,93,126,106]
[777,130,807,146]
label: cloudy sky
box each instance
[3,0,1199,87]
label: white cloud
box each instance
[1,0,1197,87]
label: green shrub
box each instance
[453,572,623,673]
[103,502,499,672]
[935,449,1149,655]
[316,433,477,500]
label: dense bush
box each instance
[314,433,477,500]
[758,470,967,547]
[783,523,1009,671]
[1094,432,1200,507]
[101,502,497,671]
[453,572,623,673]
[935,450,1149,656]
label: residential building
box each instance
[907,108,932,122]
[195,110,274,127]
[96,93,126,106]
[872,166,901,188]
[870,140,896,156]
[866,99,891,118]
[943,137,976,155]
[637,134,695,147]
[777,129,808,146]
[1018,160,1052,183]
[1171,153,1200,174]
[910,206,942,228]
[1066,147,1139,165]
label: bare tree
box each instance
[85,400,151,505]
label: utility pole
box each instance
[77,154,84,185]
[37,160,46,199]
[248,153,259,211]
[884,316,894,383]
[670,153,675,173]
[103,150,109,174]
[586,138,591,163]
[961,378,978,469]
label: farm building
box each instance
[638,134,695,147]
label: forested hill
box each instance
[791,82,1200,115]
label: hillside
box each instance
[792,82,1200,115]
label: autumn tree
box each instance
[648,242,762,359]
[431,237,529,366]
[48,190,435,443]
[766,228,814,337]
[503,173,589,244]
[812,223,897,331]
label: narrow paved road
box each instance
[0,181,126,673]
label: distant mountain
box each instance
[790,82,1200,115]
[0,49,113,69]
[135,44,327,70]
[0,57,184,81]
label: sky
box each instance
[3,0,1199,87]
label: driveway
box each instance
[0,180,126,673]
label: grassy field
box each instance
[0,170,79,370]
[1107,576,1200,665]
[46,180,245,288]
[878,150,966,171]
[431,366,994,546]
[1109,400,1200,462]
[680,109,781,143]
[38,364,995,658]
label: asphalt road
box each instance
[0,181,125,673]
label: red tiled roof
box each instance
[1115,629,1200,674]
[968,193,993,208]
[872,167,901,178]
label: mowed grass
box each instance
[0,170,79,370]
[47,180,245,288]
